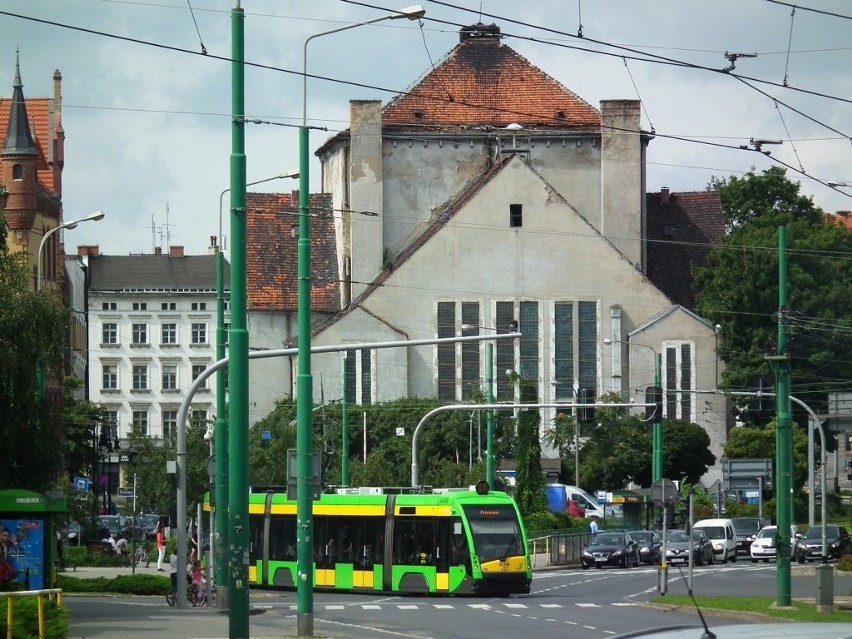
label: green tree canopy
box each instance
[0,212,68,490]
[695,167,852,407]
[546,394,715,491]
[723,420,810,489]
[248,398,511,490]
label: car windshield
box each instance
[756,527,777,539]
[732,519,762,533]
[593,533,625,546]
[697,526,724,539]
[667,531,689,543]
[631,532,653,543]
[97,516,121,534]
[804,526,839,540]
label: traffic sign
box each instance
[650,478,679,506]
[73,477,89,492]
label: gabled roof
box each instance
[645,189,724,310]
[382,23,600,130]
[246,191,339,313]
[88,254,224,291]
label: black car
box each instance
[795,524,851,562]
[664,528,714,566]
[581,532,640,569]
[628,530,662,565]
[729,517,767,555]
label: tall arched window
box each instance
[12,164,23,180]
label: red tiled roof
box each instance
[0,97,58,194]
[382,25,600,130]
[646,190,724,309]
[826,211,852,230]
[246,191,339,313]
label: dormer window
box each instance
[12,164,23,180]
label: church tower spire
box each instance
[1,50,40,242]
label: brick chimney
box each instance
[660,187,670,206]
[169,246,184,257]
[77,245,100,257]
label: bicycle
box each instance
[133,544,150,568]
[165,581,197,607]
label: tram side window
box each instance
[355,516,383,569]
[269,515,296,561]
[314,516,334,568]
[450,518,469,567]
[393,517,444,566]
[249,514,263,563]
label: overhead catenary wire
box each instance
[1,6,850,199]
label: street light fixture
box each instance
[604,337,663,482]
[460,323,519,490]
[213,170,299,607]
[37,211,105,290]
[552,380,581,487]
[296,8,424,635]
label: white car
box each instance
[750,525,801,563]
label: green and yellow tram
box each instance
[245,484,531,596]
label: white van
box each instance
[564,485,606,520]
[693,518,738,563]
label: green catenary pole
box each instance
[215,242,229,608]
[486,341,495,489]
[296,121,315,636]
[773,225,792,606]
[652,353,663,482]
[227,3,249,636]
[341,354,349,487]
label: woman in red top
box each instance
[155,520,167,571]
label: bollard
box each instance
[657,562,668,595]
[815,563,834,614]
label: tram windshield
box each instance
[462,504,524,562]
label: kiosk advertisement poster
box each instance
[0,518,44,589]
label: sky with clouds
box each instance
[1,0,850,256]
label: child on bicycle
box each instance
[190,559,204,606]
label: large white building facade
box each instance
[246,24,731,485]
[85,244,228,448]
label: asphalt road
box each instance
[62,562,852,639]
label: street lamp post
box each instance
[214,172,297,609]
[37,211,105,290]
[604,338,663,481]
[297,7,424,635]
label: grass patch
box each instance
[652,595,852,622]
[0,595,67,639]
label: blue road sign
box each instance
[74,477,90,492]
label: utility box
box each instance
[815,563,834,613]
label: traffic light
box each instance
[577,387,595,423]
[645,386,663,421]
[752,376,774,418]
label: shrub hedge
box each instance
[58,573,170,595]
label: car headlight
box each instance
[713,542,723,550]
[640,546,649,553]
[611,550,623,557]
[582,550,593,557]
[747,535,756,542]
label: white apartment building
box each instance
[84,244,228,448]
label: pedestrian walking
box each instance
[155,520,167,571]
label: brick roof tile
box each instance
[0,97,57,194]
[246,192,339,312]
[383,25,600,130]
[646,190,724,309]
